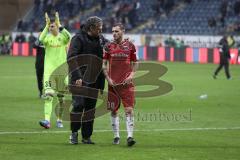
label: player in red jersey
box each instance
[102,23,138,146]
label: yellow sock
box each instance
[44,97,53,122]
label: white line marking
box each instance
[1,76,35,78]
[0,127,240,135]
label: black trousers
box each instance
[35,66,44,95]
[214,57,230,79]
[70,90,98,139]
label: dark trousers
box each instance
[214,57,231,79]
[70,93,98,139]
[36,66,44,95]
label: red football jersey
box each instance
[103,39,137,84]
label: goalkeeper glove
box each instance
[55,12,61,28]
[45,12,50,28]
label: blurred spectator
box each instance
[208,17,217,28]
[28,32,37,43]
[28,32,37,55]
[175,38,185,48]
[17,19,24,31]
[15,33,26,43]
[164,34,175,47]
[175,38,181,48]
[180,39,185,47]
[0,34,3,54]
[0,33,12,55]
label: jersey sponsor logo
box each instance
[49,45,62,48]
[111,53,128,57]
[122,45,129,50]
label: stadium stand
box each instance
[18,0,97,31]
[139,0,240,35]
[16,0,183,33]
[1,0,238,64]
[14,0,240,36]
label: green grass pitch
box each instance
[0,56,240,160]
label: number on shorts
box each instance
[45,81,52,88]
[108,102,115,110]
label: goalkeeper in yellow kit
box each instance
[39,12,71,129]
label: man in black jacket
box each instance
[33,32,45,98]
[67,16,108,144]
[213,35,231,79]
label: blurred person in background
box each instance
[213,35,231,80]
[28,32,37,55]
[5,33,12,54]
[33,29,45,98]
[0,33,12,55]
[0,34,3,54]
[165,34,175,47]
[15,33,26,43]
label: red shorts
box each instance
[108,83,135,112]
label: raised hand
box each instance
[55,12,61,27]
[45,12,50,27]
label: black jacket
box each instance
[33,40,45,69]
[219,37,230,59]
[67,28,108,90]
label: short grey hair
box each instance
[84,16,103,31]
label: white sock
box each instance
[126,114,134,138]
[111,116,120,138]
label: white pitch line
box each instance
[0,127,240,135]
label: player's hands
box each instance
[107,77,115,86]
[123,75,133,85]
[75,79,82,86]
[55,12,61,28]
[45,12,50,27]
